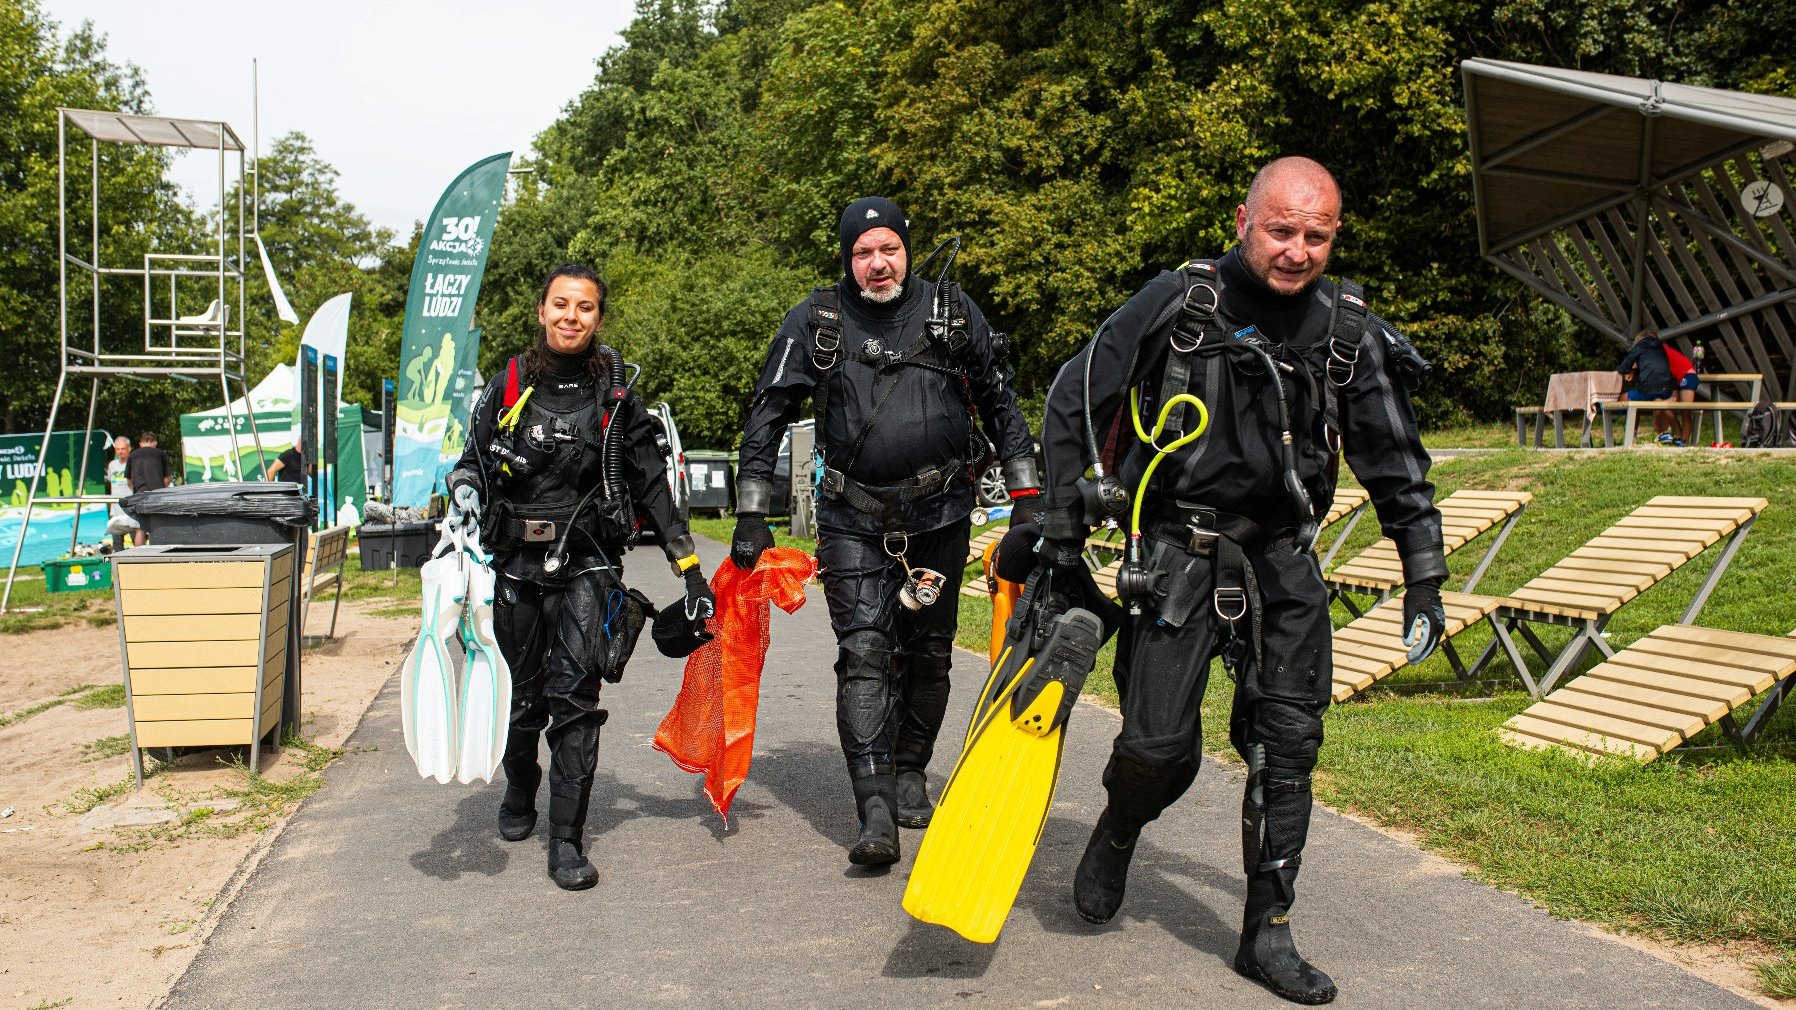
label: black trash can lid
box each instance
[122,481,319,527]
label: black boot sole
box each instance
[549,866,598,891]
[497,811,537,842]
[1232,953,1337,1005]
[848,841,900,866]
[895,809,932,829]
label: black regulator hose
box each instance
[1236,339,1317,551]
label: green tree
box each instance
[0,0,205,441]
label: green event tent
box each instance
[179,363,367,516]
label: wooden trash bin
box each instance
[111,543,294,787]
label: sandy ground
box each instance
[0,598,413,1010]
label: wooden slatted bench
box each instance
[1329,590,1506,703]
[1499,627,1796,762]
[965,526,1006,566]
[1469,495,1767,696]
[301,523,352,642]
[1327,489,1532,617]
[1599,400,1756,447]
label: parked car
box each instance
[646,402,690,523]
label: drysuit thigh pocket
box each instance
[592,585,654,683]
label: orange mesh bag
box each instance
[653,546,815,820]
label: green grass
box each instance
[688,515,816,556]
[1420,419,1513,449]
[952,450,1796,994]
[69,683,126,710]
[0,683,106,729]
[0,575,113,635]
[81,734,132,761]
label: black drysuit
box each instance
[1615,336,1675,399]
[1041,249,1446,917]
[737,275,1033,778]
[449,345,692,842]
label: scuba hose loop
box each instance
[1127,387,1209,538]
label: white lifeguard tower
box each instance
[1,108,268,612]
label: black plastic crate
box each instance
[358,521,436,570]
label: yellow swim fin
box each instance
[903,606,1105,943]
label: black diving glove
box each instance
[1402,578,1447,663]
[731,513,774,571]
[682,567,716,623]
[1009,491,1045,527]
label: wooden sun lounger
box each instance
[1468,495,1768,696]
[1499,627,1796,762]
[1326,490,1532,617]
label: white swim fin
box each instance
[401,521,469,784]
[454,525,511,784]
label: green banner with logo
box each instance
[1,430,110,505]
[433,326,484,490]
[392,152,509,505]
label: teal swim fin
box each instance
[904,562,1113,942]
[401,522,468,784]
[454,526,510,785]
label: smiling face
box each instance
[850,227,907,301]
[1235,162,1341,295]
[537,276,604,354]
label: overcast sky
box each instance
[42,0,634,236]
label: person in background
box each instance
[105,435,135,552]
[265,437,307,484]
[1665,341,1699,447]
[125,431,172,545]
[1615,328,1677,445]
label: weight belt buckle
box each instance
[523,520,556,542]
[1185,507,1219,557]
[820,468,846,495]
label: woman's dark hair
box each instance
[524,263,611,385]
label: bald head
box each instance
[1235,157,1342,295]
[1244,156,1340,218]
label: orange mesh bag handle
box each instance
[654,547,816,820]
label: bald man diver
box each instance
[1033,157,1446,1003]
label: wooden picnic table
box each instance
[1528,370,1623,447]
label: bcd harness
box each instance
[1116,260,1427,681]
[482,348,636,560]
[807,280,982,530]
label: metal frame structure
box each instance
[1,108,265,613]
[1463,60,1796,402]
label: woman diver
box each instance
[445,263,714,890]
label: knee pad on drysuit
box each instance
[546,702,607,832]
[894,638,953,773]
[1102,735,1203,840]
[836,629,895,773]
[1240,701,1321,903]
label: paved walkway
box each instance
[167,548,1756,1009]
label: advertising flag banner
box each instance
[391,152,510,505]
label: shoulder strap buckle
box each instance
[1327,280,1367,387]
[810,287,843,371]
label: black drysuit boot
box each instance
[547,828,598,891]
[895,769,932,829]
[1074,809,1138,924]
[497,785,537,842]
[1234,872,1337,1004]
[848,772,900,866]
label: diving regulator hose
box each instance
[1112,387,1209,612]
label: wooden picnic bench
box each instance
[301,523,352,641]
[1599,399,1758,447]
